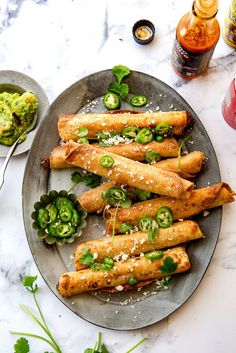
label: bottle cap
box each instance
[132,19,155,45]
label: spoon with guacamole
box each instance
[0,91,38,189]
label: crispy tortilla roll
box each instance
[74,220,203,270]
[100,279,154,293]
[57,246,190,297]
[64,142,194,198]
[77,152,204,213]
[78,180,116,213]
[58,111,188,141]
[95,139,179,160]
[155,151,205,178]
[47,138,179,169]
[106,182,235,234]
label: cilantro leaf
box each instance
[71,171,83,183]
[109,82,129,99]
[79,247,94,266]
[83,174,101,188]
[160,256,178,275]
[84,350,94,353]
[14,337,30,353]
[76,127,88,137]
[91,263,113,272]
[71,172,101,188]
[21,275,38,293]
[119,83,129,99]
[108,81,122,94]
[100,344,110,353]
[163,276,173,286]
[112,65,131,84]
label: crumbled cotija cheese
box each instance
[115,285,124,291]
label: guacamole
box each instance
[0,91,38,146]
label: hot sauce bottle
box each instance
[171,0,220,79]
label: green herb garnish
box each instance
[102,187,132,209]
[79,248,114,272]
[79,246,95,266]
[11,278,147,353]
[163,276,173,286]
[10,276,62,353]
[112,65,131,84]
[109,82,129,99]
[160,256,178,275]
[105,65,131,105]
[14,337,30,353]
[84,332,109,352]
[84,332,147,353]
[71,171,101,188]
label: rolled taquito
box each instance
[77,151,204,213]
[58,111,188,141]
[74,220,203,270]
[156,151,205,178]
[78,180,116,213]
[58,246,190,297]
[47,138,180,169]
[106,182,235,234]
[64,142,194,198]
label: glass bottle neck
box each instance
[193,0,218,19]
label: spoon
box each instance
[0,111,38,190]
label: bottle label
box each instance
[172,38,215,78]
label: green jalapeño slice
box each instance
[138,216,153,232]
[99,155,115,168]
[121,126,139,139]
[156,206,173,228]
[103,92,120,110]
[155,122,172,136]
[130,95,148,107]
[136,128,153,144]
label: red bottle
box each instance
[222,76,236,130]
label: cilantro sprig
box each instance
[84,332,109,353]
[80,247,114,271]
[10,276,62,353]
[84,332,147,353]
[104,65,131,107]
[71,171,101,188]
[160,256,178,275]
[11,276,147,353]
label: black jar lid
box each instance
[132,19,155,45]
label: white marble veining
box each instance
[0,0,236,352]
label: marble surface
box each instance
[0,0,236,352]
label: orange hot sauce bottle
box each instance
[171,0,220,79]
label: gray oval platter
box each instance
[22,69,221,330]
[0,70,49,157]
